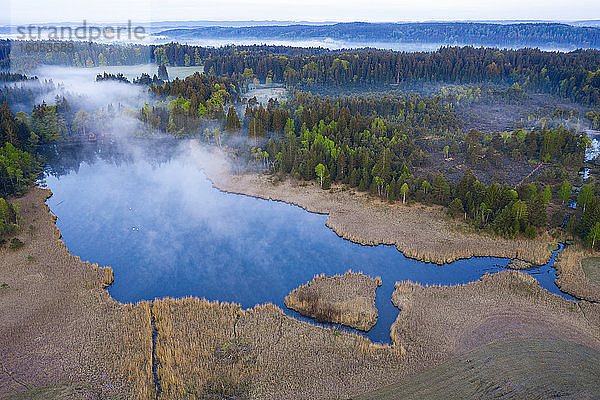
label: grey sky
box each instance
[3,0,600,24]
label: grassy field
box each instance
[582,257,600,286]
[353,338,600,400]
[390,271,600,364]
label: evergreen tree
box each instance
[448,198,464,218]
[528,194,548,228]
[225,106,241,132]
[158,64,169,81]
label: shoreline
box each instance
[194,144,556,266]
[555,245,600,303]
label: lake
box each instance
[42,139,574,343]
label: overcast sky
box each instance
[2,0,600,24]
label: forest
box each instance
[0,100,39,237]
[135,67,598,246]
[3,41,600,108]
[3,40,600,106]
[1,41,600,248]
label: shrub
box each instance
[448,198,465,219]
[525,225,537,239]
[9,237,24,249]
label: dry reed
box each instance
[554,245,600,302]
[284,271,382,331]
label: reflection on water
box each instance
[42,139,574,343]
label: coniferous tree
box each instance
[225,106,241,132]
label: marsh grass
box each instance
[147,297,407,399]
[285,271,382,331]
[294,290,342,323]
[390,271,599,362]
[113,302,156,399]
[102,266,114,287]
[152,297,256,399]
[555,246,600,302]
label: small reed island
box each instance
[285,271,382,331]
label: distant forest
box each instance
[158,22,600,49]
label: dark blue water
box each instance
[42,140,575,344]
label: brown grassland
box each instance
[284,271,382,331]
[1,182,600,399]
[389,271,600,363]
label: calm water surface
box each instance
[42,139,574,343]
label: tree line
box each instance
[160,22,600,49]
[223,91,585,239]
[202,46,600,106]
[4,41,600,107]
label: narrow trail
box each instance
[0,362,30,391]
[519,162,544,186]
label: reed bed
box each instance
[284,271,382,331]
[554,245,600,302]
[152,297,256,399]
[150,297,411,400]
[113,301,156,399]
[390,270,600,364]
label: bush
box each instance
[525,225,537,239]
[9,237,24,249]
[448,198,464,219]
